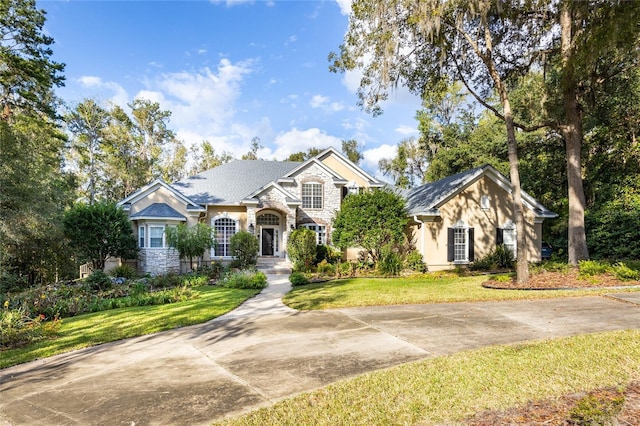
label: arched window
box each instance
[257,213,280,225]
[213,217,238,257]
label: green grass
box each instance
[216,330,640,425]
[0,286,259,369]
[283,275,640,310]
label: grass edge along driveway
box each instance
[0,286,260,369]
[283,275,640,310]
[216,329,640,426]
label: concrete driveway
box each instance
[1,276,639,426]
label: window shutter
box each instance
[447,228,454,261]
[496,228,503,245]
[468,228,475,261]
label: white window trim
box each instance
[212,214,239,258]
[302,182,323,209]
[148,224,166,249]
[481,195,490,210]
[301,223,327,245]
[138,226,145,248]
[453,220,469,264]
[502,220,517,259]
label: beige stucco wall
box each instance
[320,155,371,187]
[413,176,543,271]
[129,186,199,227]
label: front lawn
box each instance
[215,330,640,425]
[283,274,640,310]
[0,285,259,369]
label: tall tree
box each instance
[65,99,109,204]
[189,140,234,175]
[341,139,363,164]
[378,137,430,188]
[547,0,640,265]
[0,0,73,285]
[330,0,551,282]
[241,136,263,160]
[0,0,65,121]
[130,98,177,181]
[100,104,147,201]
[285,147,323,162]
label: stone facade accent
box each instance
[139,248,180,275]
[288,163,342,244]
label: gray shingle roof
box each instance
[130,203,186,220]
[172,160,303,204]
[404,164,557,218]
[404,166,488,215]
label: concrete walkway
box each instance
[1,276,639,426]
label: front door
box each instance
[261,228,274,256]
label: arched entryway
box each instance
[256,211,282,257]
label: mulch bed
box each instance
[483,269,639,290]
[464,381,640,425]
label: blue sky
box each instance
[40,0,422,177]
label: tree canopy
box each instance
[332,190,408,263]
[63,202,138,271]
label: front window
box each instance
[302,183,322,209]
[149,225,164,248]
[454,228,467,262]
[138,226,145,248]
[214,217,237,257]
[502,223,517,258]
[301,224,326,245]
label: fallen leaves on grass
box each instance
[465,381,640,425]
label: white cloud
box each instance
[135,58,254,148]
[310,94,345,112]
[362,143,396,174]
[334,0,352,15]
[395,124,418,136]
[310,94,329,108]
[77,76,129,107]
[268,128,342,159]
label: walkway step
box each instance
[257,258,293,275]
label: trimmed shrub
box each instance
[147,273,182,289]
[336,261,353,277]
[377,246,402,276]
[109,265,136,279]
[317,259,336,276]
[315,244,342,265]
[405,250,426,273]
[85,270,112,291]
[289,272,310,286]
[197,262,224,280]
[220,270,267,289]
[287,228,317,272]
[230,231,259,268]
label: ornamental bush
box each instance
[289,272,310,286]
[287,228,317,272]
[220,270,267,289]
[230,231,259,268]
